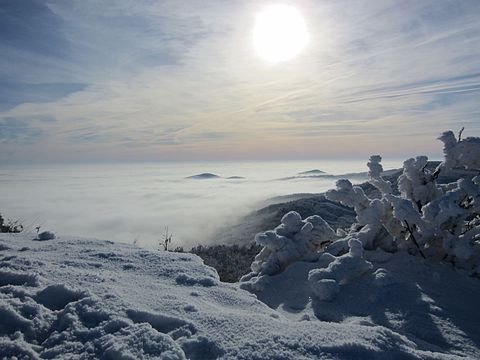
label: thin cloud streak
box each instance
[0,0,479,163]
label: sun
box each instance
[253,4,309,63]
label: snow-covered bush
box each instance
[438,130,480,171]
[246,211,336,277]
[191,243,261,282]
[308,239,372,301]
[0,213,23,233]
[324,129,480,275]
[240,211,337,290]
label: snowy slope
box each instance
[1,234,479,359]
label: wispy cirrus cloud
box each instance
[1,0,479,163]
[0,117,45,143]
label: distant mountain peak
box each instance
[297,169,326,175]
[186,173,220,179]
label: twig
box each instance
[319,240,333,247]
[432,165,442,180]
[404,220,426,259]
[458,127,465,142]
[161,226,173,251]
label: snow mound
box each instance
[308,239,373,301]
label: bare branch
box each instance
[404,220,426,259]
[458,127,465,142]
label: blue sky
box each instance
[1,0,479,163]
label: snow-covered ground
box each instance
[1,233,479,359]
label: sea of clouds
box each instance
[0,160,402,248]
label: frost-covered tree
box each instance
[324,156,397,254]
[398,156,442,210]
[325,130,480,275]
[244,129,480,303]
[438,130,480,171]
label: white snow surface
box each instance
[1,233,480,359]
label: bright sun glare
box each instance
[253,4,309,63]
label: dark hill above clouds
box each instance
[297,169,326,175]
[186,173,220,179]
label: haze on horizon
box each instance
[1,0,480,164]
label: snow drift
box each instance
[4,234,471,359]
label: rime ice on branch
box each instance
[438,130,480,171]
[325,129,480,275]
[398,156,441,209]
[324,156,397,254]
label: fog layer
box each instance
[0,160,401,248]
